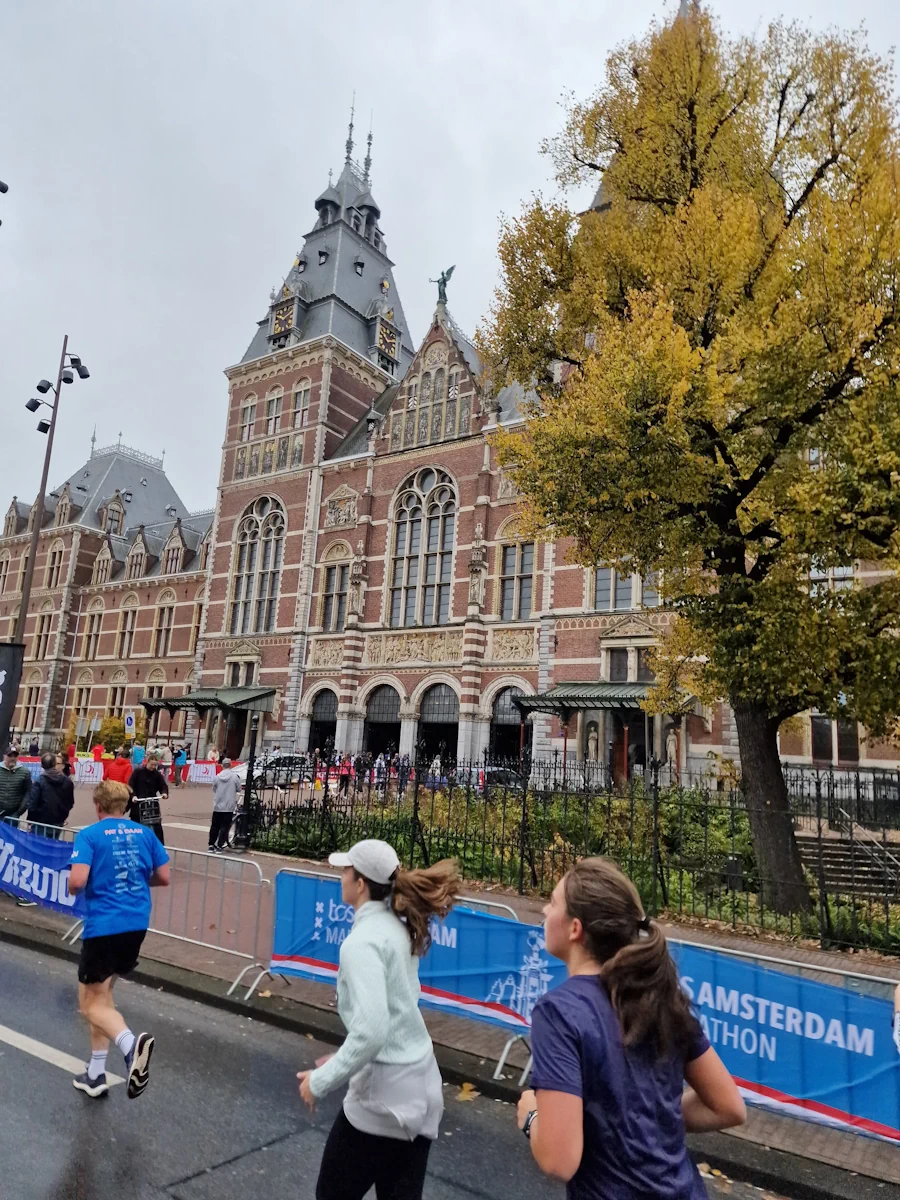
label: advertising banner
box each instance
[74,759,104,785]
[189,761,219,784]
[269,871,565,1032]
[0,642,25,751]
[268,871,900,1140]
[668,941,900,1142]
[0,822,85,916]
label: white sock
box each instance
[115,1029,136,1059]
[88,1051,107,1080]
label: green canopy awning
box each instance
[139,686,276,716]
[514,682,650,720]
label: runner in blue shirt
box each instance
[68,779,170,1100]
[517,857,745,1199]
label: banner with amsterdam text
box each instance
[269,871,565,1032]
[0,821,86,916]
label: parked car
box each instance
[455,765,525,794]
[232,753,311,789]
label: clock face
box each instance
[378,323,397,357]
[273,301,293,335]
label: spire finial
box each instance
[328,167,333,186]
[90,425,96,456]
[345,92,356,163]
[363,113,373,185]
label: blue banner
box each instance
[0,821,85,915]
[270,871,566,1032]
[669,942,900,1143]
[269,871,900,1141]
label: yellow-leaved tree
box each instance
[480,5,900,912]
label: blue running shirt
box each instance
[71,817,169,938]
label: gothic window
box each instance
[84,602,104,661]
[45,541,64,588]
[265,392,283,435]
[322,563,349,633]
[163,544,182,574]
[126,547,145,580]
[500,542,534,621]
[93,550,111,586]
[154,599,175,657]
[641,571,659,607]
[240,399,256,442]
[389,469,456,629]
[34,604,53,660]
[0,553,9,594]
[118,597,138,658]
[229,496,286,636]
[293,381,311,428]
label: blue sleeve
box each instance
[530,995,584,1099]
[70,828,94,868]
[149,832,169,870]
[687,1018,710,1063]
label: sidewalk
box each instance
[27,784,900,1186]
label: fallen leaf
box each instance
[456,1082,480,1102]
[258,989,272,998]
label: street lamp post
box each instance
[6,336,90,744]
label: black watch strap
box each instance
[522,1109,538,1139]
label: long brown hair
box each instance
[564,857,696,1057]
[357,858,461,956]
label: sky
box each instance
[1,0,897,515]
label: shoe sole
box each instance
[127,1034,154,1099]
[73,1078,109,1099]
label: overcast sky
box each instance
[1,0,896,514]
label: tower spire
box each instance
[363,118,373,186]
[345,92,356,164]
[90,425,96,457]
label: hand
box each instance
[297,1070,316,1111]
[517,1089,537,1130]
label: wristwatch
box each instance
[522,1109,538,1140]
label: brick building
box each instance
[3,125,894,773]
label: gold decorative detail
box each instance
[364,630,463,666]
[491,628,535,661]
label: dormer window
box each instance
[105,505,124,536]
[4,511,16,538]
[126,549,145,580]
[318,248,329,266]
[296,257,307,273]
[93,551,111,586]
[56,499,70,527]
[351,212,362,234]
[163,545,182,574]
[320,210,330,227]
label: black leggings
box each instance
[315,1109,432,1200]
[208,810,232,847]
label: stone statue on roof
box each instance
[430,265,455,304]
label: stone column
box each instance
[399,716,417,757]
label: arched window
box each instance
[417,683,459,763]
[46,540,65,588]
[229,497,286,635]
[163,541,182,574]
[93,547,112,586]
[321,545,350,633]
[0,552,10,595]
[84,600,104,661]
[293,380,311,429]
[265,389,283,435]
[127,545,146,580]
[4,508,17,538]
[490,686,527,761]
[364,685,401,756]
[499,542,535,621]
[240,395,257,442]
[155,589,176,657]
[117,594,139,658]
[34,601,54,660]
[56,496,70,527]
[309,688,338,753]
[389,469,456,628]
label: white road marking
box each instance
[165,822,209,832]
[0,1023,125,1085]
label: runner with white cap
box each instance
[297,838,460,1200]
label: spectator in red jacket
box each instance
[106,749,132,786]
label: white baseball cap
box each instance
[329,839,400,885]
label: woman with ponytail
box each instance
[518,857,745,1198]
[297,839,460,1200]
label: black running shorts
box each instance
[78,930,147,985]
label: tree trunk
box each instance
[732,702,811,915]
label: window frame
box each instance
[154,604,175,658]
[239,399,257,442]
[499,541,535,621]
[265,392,283,436]
[322,562,350,633]
[84,610,103,661]
[117,604,137,658]
[388,469,456,630]
[293,382,311,429]
[34,609,53,660]
[229,497,286,637]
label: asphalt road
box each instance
[0,939,787,1200]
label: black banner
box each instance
[0,643,26,752]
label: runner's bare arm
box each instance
[150,864,171,888]
[517,1088,583,1182]
[682,1047,746,1132]
[68,864,90,893]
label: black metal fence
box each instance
[244,753,900,955]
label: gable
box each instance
[385,324,476,452]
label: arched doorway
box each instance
[489,686,529,764]
[363,685,401,758]
[417,684,459,765]
[308,689,337,755]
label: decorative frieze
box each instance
[310,639,344,667]
[364,629,464,666]
[324,484,358,530]
[490,627,536,662]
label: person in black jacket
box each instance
[127,752,169,845]
[28,753,75,838]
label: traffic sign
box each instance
[89,716,102,732]
[124,711,136,740]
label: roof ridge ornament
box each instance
[345,92,355,164]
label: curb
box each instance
[3,914,897,1200]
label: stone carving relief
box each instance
[424,343,449,369]
[348,541,367,617]
[324,484,358,530]
[311,639,343,667]
[365,630,463,666]
[498,470,519,499]
[491,628,536,661]
[468,521,486,609]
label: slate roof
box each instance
[51,445,188,533]
[333,384,401,460]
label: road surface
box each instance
[0,940,790,1200]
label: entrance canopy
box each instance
[514,683,650,723]
[139,686,276,717]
